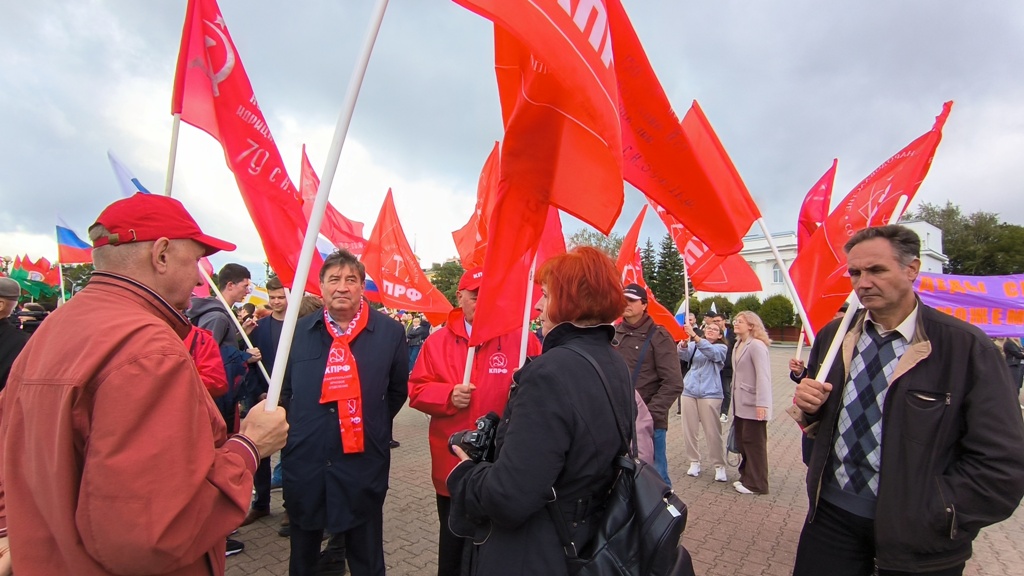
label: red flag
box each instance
[648,200,762,293]
[172,0,322,294]
[616,207,688,341]
[193,257,215,298]
[607,0,759,255]
[452,142,500,269]
[452,3,626,345]
[797,159,837,252]
[300,145,367,257]
[361,190,453,325]
[791,102,953,333]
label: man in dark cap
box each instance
[0,193,289,575]
[613,283,684,486]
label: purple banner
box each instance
[915,272,1024,337]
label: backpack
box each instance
[547,346,695,576]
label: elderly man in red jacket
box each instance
[0,193,288,576]
[408,267,542,576]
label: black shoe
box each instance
[225,539,245,557]
[389,440,400,449]
[278,524,291,538]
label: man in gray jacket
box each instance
[790,225,1024,575]
[613,283,683,486]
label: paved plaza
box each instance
[227,346,1024,575]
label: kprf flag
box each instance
[300,145,367,257]
[56,224,93,264]
[790,101,953,333]
[452,141,501,270]
[361,190,452,325]
[608,0,760,256]
[454,2,625,345]
[648,200,761,293]
[616,206,687,341]
[797,159,837,253]
[172,0,322,294]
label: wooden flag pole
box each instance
[265,0,390,410]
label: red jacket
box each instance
[409,308,541,496]
[0,272,258,576]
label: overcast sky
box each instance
[1,0,1021,282]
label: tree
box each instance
[62,264,94,299]
[640,238,657,282]
[759,295,795,328]
[698,296,733,318]
[652,234,684,308]
[427,260,465,306]
[905,201,1024,275]
[733,294,761,315]
[567,229,623,260]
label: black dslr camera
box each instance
[448,412,500,463]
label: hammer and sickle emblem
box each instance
[188,15,236,97]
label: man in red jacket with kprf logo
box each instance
[408,267,541,576]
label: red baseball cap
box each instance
[458,267,484,291]
[91,193,236,256]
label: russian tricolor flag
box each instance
[56,225,92,264]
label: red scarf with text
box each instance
[321,301,369,453]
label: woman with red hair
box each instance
[446,247,638,575]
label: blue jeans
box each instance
[653,428,671,487]
[409,345,422,372]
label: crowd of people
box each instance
[1,193,1023,576]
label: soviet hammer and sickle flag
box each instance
[172,0,323,294]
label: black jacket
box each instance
[1004,338,1024,368]
[406,323,430,347]
[798,304,1024,572]
[281,306,408,532]
[447,323,632,576]
[0,316,29,391]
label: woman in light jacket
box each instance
[677,321,729,482]
[730,311,773,495]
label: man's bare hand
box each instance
[451,383,476,409]
[794,378,833,415]
[239,400,288,456]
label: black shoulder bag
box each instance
[546,346,695,576]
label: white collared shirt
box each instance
[864,302,919,343]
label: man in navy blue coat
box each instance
[281,250,408,576]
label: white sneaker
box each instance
[714,466,727,482]
[734,481,755,495]
[686,462,701,477]
[720,414,728,424]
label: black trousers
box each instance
[720,373,733,416]
[794,499,965,576]
[289,508,385,576]
[252,456,271,511]
[436,495,467,576]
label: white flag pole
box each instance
[518,254,539,368]
[165,114,181,195]
[811,196,908,382]
[265,0,390,410]
[755,218,815,347]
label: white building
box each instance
[701,220,948,303]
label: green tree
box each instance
[640,238,657,282]
[652,234,684,308]
[427,261,465,306]
[62,264,94,299]
[567,229,623,260]
[697,296,733,318]
[732,294,761,315]
[905,201,1024,275]
[759,295,795,328]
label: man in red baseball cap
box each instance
[0,193,289,575]
[408,266,541,576]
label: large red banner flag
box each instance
[607,0,760,255]
[648,200,762,293]
[361,190,453,324]
[790,101,953,333]
[453,1,627,345]
[299,145,367,257]
[616,206,688,341]
[172,0,322,294]
[452,141,500,270]
[797,159,837,253]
